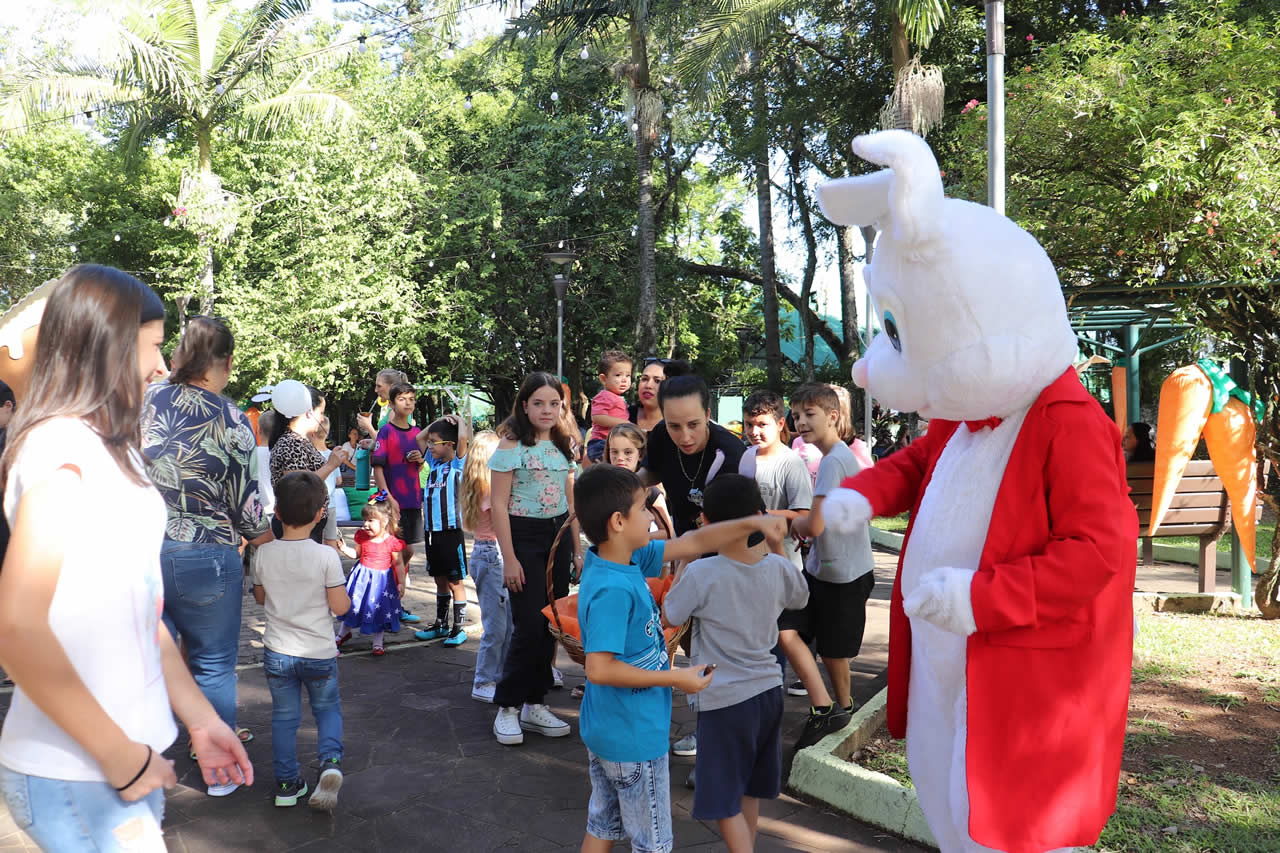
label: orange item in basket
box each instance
[543,575,681,646]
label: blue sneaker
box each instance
[443,626,467,647]
[400,609,421,623]
[414,620,449,641]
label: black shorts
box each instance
[398,508,424,545]
[692,687,784,820]
[425,527,467,582]
[776,572,874,659]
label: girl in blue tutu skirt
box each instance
[336,494,405,656]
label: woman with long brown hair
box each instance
[487,372,582,746]
[0,266,252,850]
[141,316,273,790]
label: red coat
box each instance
[844,368,1137,853]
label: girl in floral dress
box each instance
[488,372,583,746]
[336,498,404,656]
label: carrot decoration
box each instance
[1149,366,1213,533]
[1201,397,1259,571]
[1150,361,1263,572]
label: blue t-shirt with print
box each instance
[579,540,669,763]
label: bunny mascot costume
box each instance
[817,131,1138,853]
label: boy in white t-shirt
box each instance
[252,471,352,811]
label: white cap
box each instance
[271,379,313,418]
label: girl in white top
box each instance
[0,266,253,851]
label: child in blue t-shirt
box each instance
[574,465,787,853]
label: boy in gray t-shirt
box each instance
[787,384,876,754]
[739,390,813,571]
[663,474,809,843]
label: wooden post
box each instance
[1198,535,1216,593]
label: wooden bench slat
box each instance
[1128,475,1223,494]
[1138,507,1225,525]
[1126,460,1217,477]
[1130,491,1227,510]
[1145,523,1223,537]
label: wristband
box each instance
[115,745,152,792]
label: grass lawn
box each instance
[847,609,1280,851]
[870,512,909,532]
[1157,520,1275,566]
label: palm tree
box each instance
[680,0,948,382]
[1,0,356,315]
[494,0,668,358]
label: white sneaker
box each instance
[207,782,240,797]
[471,682,497,703]
[671,733,697,756]
[308,765,343,812]
[552,667,564,688]
[520,703,570,738]
[494,706,524,745]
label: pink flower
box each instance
[1026,33,1035,42]
[1120,9,1126,15]
[1225,97,1232,105]
[939,170,947,178]
[1023,66,1032,72]
[1116,250,1125,257]
[961,98,980,114]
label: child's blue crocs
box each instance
[400,609,422,623]
[443,626,467,647]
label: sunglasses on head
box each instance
[645,357,676,366]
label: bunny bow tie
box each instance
[964,417,1003,432]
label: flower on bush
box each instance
[961,99,980,114]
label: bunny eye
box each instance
[883,310,903,353]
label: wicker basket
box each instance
[542,490,689,667]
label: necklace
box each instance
[677,441,708,485]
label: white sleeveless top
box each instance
[0,418,176,782]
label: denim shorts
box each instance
[0,766,166,852]
[585,751,672,853]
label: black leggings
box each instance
[494,513,571,709]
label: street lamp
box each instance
[543,250,578,380]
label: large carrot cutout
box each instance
[1150,361,1261,572]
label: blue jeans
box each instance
[585,751,673,853]
[0,766,165,852]
[263,649,343,783]
[160,540,244,731]
[470,540,513,686]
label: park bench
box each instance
[1127,459,1267,593]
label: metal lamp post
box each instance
[543,251,578,380]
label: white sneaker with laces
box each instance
[671,733,697,756]
[494,706,524,745]
[207,782,240,797]
[471,682,497,703]
[520,703,570,738]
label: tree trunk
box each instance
[837,225,860,362]
[630,20,658,358]
[196,121,215,315]
[754,72,782,390]
[790,157,818,381]
[891,14,910,74]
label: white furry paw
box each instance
[903,568,978,636]
[823,489,872,534]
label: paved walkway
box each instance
[0,537,1226,852]
[0,547,926,852]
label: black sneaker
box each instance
[786,680,808,697]
[275,778,309,807]
[793,704,853,753]
[309,758,343,812]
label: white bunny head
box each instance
[817,131,1077,421]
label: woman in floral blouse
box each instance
[141,317,272,787]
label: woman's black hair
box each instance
[1129,421,1156,461]
[169,316,234,387]
[266,385,324,449]
[657,374,710,412]
[499,371,575,462]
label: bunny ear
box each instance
[816,170,893,228]
[849,130,945,245]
